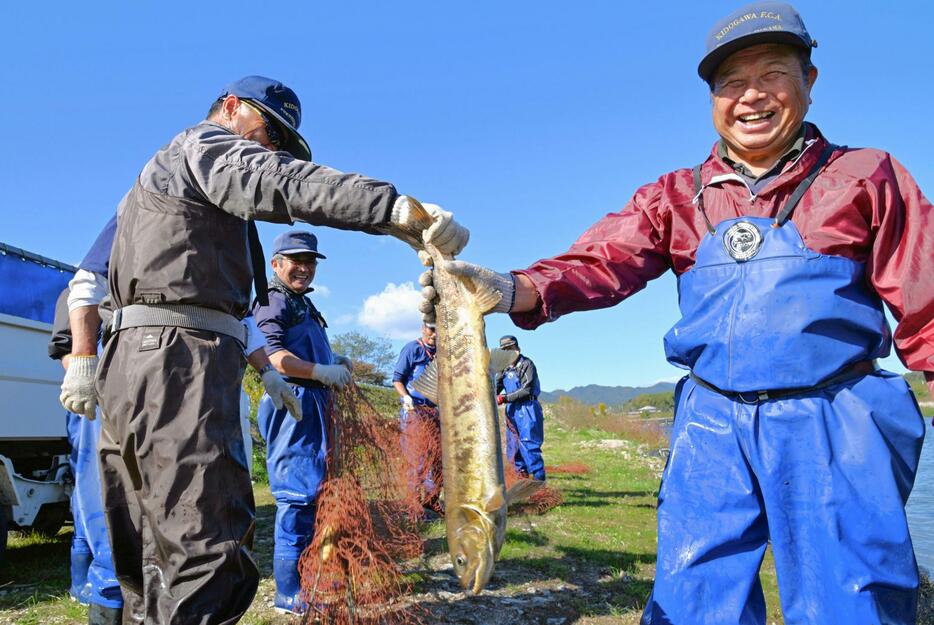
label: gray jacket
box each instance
[106,121,399,318]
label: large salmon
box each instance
[410,220,542,594]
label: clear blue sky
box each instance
[2,1,931,391]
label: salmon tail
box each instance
[405,197,435,233]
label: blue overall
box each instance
[66,411,123,609]
[254,286,334,613]
[502,364,545,481]
[643,159,924,623]
[395,340,439,502]
[255,287,333,610]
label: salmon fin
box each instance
[483,486,507,513]
[464,276,504,314]
[489,348,519,375]
[410,360,439,405]
[505,479,545,506]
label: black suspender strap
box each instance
[773,144,837,227]
[248,221,269,306]
[692,164,716,234]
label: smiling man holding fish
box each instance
[421,3,934,623]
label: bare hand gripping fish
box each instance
[405,200,543,595]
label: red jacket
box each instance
[512,124,934,394]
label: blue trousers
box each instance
[67,412,123,608]
[258,386,329,559]
[505,400,545,481]
[642,371,924,625]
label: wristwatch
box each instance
[258,363,275,376]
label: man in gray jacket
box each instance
[59,75,467,625]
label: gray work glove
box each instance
[261,368,303,421]
[390,196,470,257]
[311,363,352,389]
[332,354,353,371]
[401,394,415,414]
[418,260,516,323]
[60,355,99,419]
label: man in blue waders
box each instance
[393,322,444,516]
[494,335,545,481]
[49,289,124,625]
[253,230,353,614]
[421,3,934,622]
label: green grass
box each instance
[0,393,821,625]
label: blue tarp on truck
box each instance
[0,242,76,324]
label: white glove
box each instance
[402,395,415,413]
[390,196,469,256]
[60,355,99,419]
[261,368,303,421]
[333,354,353,371]
[418,260,515,322]
[311,363,352,389]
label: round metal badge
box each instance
[722,221,763,261]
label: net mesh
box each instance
[297,386,427,625]
[296,387,563,622]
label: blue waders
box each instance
[66,411,123,611]
[502,368,545,481]
[257,307,333,614]
[642,149,924,624]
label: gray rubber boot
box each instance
[88,603,122,625]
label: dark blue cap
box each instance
[220,75,312,161]
[499,335,518,349]
[698,3,816,83]
[272,230,326,259]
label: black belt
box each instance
[690,360,878,404]
[285,377,328,391]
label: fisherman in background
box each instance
[393,321,444,516]
[253,230,352,614]
[421,3,934,622]
[59,75,467,624]
[49,288,123,625]
[494,336,545,481]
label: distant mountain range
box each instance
[540,382,678,406]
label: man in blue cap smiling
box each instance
[59,75,469,625]
[420,3,934,623]
[252,230,352,615]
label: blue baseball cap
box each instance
[272,231,327,259]
[220,75,312,161]
[499,335,518,349]
[698,2,817,83]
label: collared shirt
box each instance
[717,126,806,194]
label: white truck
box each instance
[0,241,255,564]
[0,241,77,561]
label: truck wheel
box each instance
[30,503,67,537]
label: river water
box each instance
[907,423,934,574]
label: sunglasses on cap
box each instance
[242,100,285,151]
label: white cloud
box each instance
[357,282,422,340]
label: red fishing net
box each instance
[297,385,427,625]
[296,387,563,623]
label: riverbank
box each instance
[0,415,783,624]
[5,396,934,623]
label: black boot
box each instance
[88,603,122,625]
